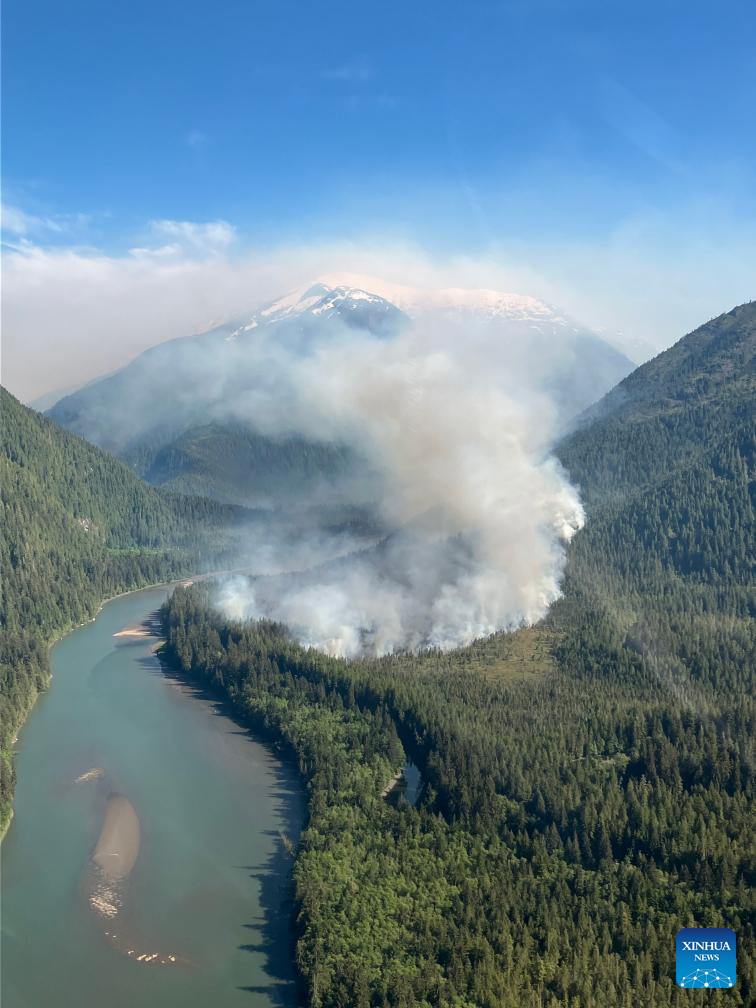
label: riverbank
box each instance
[2,582,304,1007]
[1,567,253,845]
[0,579,177,846]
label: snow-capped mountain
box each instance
[47,274,634,508]
[224,274,584,342]
[227,280,404,338]
[316,273,577,327]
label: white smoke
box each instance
[215,316,584,656]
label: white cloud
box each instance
[2,207,754,403]
[128,218,237,259]
[0,202,87,238]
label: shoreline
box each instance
[0,578,176,844]
[0,567,251,845]
[5,575,306,1002]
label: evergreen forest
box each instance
[158,304,755,1006]
[0,386,250,829]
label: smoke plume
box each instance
[215,315,584,655]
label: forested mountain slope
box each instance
[578,300,754,428]
[559,301,754,622]
[131,421,358,508]
[564,299,754,507]
[0,387,250,830]
[47,278,633,508]
[160,303,754,1007]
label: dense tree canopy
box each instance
[2,302,753,1004]
[160,304,755,1006]
[0,386,250,829]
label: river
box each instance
[1,586,304,1008]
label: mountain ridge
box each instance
[47,276,634,508]
[0,385,256,829]
[158,298,755,1007]
[561,300,756,513]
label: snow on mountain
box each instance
[226,280,404,340]
[213,274,634,426]
[47,273,635,467]
[315,273,577,329]
[224,274,586,343]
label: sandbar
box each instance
[92,794,141,879]
[113,625,151,639]
[75,767,105,783]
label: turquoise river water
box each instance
[1,585,304,1008]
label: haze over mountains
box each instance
[41,276,639,653]
[39,286,754,659]
[48,276,633,508]
[159,300,754,1006]
[560,300,755,583]
[3,298,754,1002]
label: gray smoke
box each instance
[215,317,584,655]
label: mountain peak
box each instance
[313,273,571,327]
[226,273,583,344]
[226,278,404,341]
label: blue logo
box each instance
[677,928,736,989]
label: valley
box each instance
[46,277,634,510]
[4,9,754,1007]
[154,302,754,1006]
[1,299,753,1007]
[1,586,303,1008]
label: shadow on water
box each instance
[234,756,305,1005]
[134,627,306,1006]
[235,830,303,1004]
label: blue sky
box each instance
[4,0,756,249]
[2,0,756,400]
